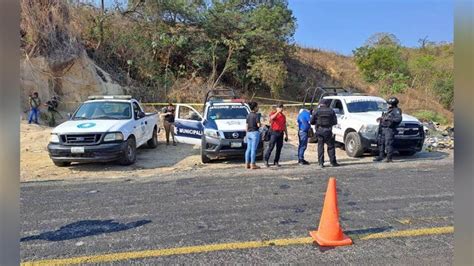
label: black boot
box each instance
[264,161,270,168]
[274,161,281,167]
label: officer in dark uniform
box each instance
[310,99,339,168]
[374,97,403,162]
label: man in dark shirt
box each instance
[374,97,403,162]
[28,92,41,124]
[245,101,261,169]
[311,99,339,168]
[161,102,176,146]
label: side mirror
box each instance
[137,111,146,119]
[333,108,341,115]
[67,113,72,119]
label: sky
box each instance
[288,0,453,55]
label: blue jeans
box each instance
[298,130,309,161]
[245,131,260,164]
[28,108,39,124]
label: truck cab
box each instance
[48,95,159,166]
[300,87,425,157]
[173,89,263,163]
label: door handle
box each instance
[145,121,148,125]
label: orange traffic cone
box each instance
[309,177,352,246]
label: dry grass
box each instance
[291,47,453,124]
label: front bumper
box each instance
[359,133,425,152]
[48,142,127,163]
[203,136,263,159]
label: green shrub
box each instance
[432,74,454,110]
[412,110,449,125]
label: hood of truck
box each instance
[52,120,127,134]
[214,119,247,131]
[348,112,420,126]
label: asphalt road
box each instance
[20,151,454,264]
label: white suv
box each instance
[301,88,425,157]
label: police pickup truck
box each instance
[48,95,159,166]
[173,89,263,163]
[302,87,425,157]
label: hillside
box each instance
[19,0,453,124]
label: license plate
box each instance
[230,142,242,148]
[71,147,85,154]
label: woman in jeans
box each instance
[245,102,261,169]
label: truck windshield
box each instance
[346,101,388,113]
[207,105,249,120]
[72,102,132,120]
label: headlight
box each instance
[360,125,379,139]
[204,129,219,139]
[50,134,60,143]
[103,132,124,142]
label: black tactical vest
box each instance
[317,108,333,127]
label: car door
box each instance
[174,104,203,145]
[330,99,345,142]
[132,101,146,145]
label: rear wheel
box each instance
[147,127,158,148]
[345,132,364,157]
[53,161,71,167]
[119,137,137,165]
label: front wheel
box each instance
[201,138,212,164]
[345,132,364,157]
[119,137,137,165]
[53,161,71,167]
[398,150,417,156]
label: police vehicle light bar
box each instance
[88,95,132,100]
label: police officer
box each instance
[45,95,62,127]
[374,97,403,163]
[310,99,339,168]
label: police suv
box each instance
[173,89,263,163]
[302,87,425,157]
[48,95,159,166]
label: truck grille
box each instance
[396,123,422,136]
[61,134,102,145]
[223,131,246,139]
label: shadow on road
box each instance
[21,219,151,242]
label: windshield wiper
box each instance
[94,116,121,120]
[72,117,90,120]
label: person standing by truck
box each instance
[264,104,288,167]
[44,96,62,127]
[245,101,261,169]
[28,92,41,125]
[374,97,402,163]
[297,106,312,165]
[311,99,339,168]
[161,102,176,146]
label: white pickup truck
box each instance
[302,87,425,157]
[48,96,159,166]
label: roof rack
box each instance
[302,87,351,109]
[88,95,132,100]
[203,88,239,112]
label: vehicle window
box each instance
[178,105,201,121]
[332,100,344,115]
[207,105,249,120]
[133,102,142,119]
[73,102,132,120]
[346,101,388,113]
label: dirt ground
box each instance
[20,116,453,182]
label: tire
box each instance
[345,132,364,157]
[147,127,158,148]
[53,161,71,167]
[399,150,417,156]
[201,138,211,164]
[119,137,137,165]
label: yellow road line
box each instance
[360,226,453,240]
[21,226,453,265]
